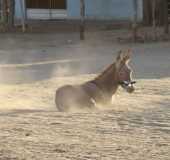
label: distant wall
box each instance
[67,0,143,21]
[15,0,143,21]
[15,0,26,19]
[15,0,20,18]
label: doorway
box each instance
[26,0,67,19]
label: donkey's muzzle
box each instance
[119,81,136,93]
[126,85,135,93]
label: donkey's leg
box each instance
[85,99,98,111]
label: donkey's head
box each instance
[115,49,136,93]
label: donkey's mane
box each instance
[94,62,116,81]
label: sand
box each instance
[0,75,170,160]
[0,28,170,159]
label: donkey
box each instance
[55,49,136,112]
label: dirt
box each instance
[0,27,170,160]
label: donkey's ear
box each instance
[115,50,124,69]
[125,49,132,61]
[115,49,132,68]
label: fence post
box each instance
[151,0,157,40]
[132,0,138,42]
[8,0,15,30]
[80,0,85,40]
[164,0,169,34]
[2,0,7,25]
[20,0,26,32]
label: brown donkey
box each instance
[55,49,136,112]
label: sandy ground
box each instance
[0,27,170,159]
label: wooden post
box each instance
[164,0,169,34]
[132,0,138,42]
[1,0,8,31]
[152,0,157,40]
[2,0,7,24]
[0,0,3,20]
[8,0,15,30]
[20,0,26,32]
[143,0,151,25]
[80,0,85,40]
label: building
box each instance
[15,0,143,21]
